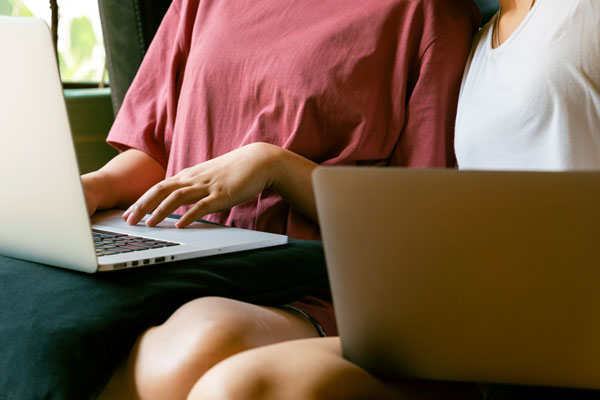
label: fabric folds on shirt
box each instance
[108,0,480,240]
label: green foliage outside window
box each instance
[0,0,107,83]
[0,0,33,16]
[61,14,106,82]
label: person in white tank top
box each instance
[455,0,600,171]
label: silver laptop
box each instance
[313,166,600,390]
[0,16,287,273]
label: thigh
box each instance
[140,296,322,351]
[100,297,321,400]
[189,337,480,400]
[188,337,391,400]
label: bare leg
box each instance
[188,337,479,400]
[98,297,320,400]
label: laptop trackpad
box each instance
[91,209,228,242]
[90,209,282,250]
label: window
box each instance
[0,0,108,86]
[0,0,116,173]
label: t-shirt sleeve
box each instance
[106,0,190,169]
[390,16,475,168]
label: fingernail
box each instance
[127,214,136,225]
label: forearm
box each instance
[82,149,166,211]
[266,144,319,223]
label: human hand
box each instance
[80,149,167,217]
[123,142,280,228]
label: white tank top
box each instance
[455,0,600,170]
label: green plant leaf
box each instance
[0,0,14,15]
[17,5,33,17]
[69,16,97,64]
[58,51,71,80]
[0,0,34,17]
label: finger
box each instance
[124,180,182,225]
[145,186,208,227]
[175,195,223,228]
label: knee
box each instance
[187,355,347,400]
[187,354,278,400]
[188,337,397,400]
[187,339,338,400]
[133,297,258,399]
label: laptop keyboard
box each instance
[93,229,180,257]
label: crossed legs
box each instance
[98,296,321,400]
[99,297,478,400]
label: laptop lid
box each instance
[0,17,287,273]
[313,166,600,389]
[0,17,98,272]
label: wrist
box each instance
[81,171,114,210]
[256,143,319,222]
[258,142,286,191]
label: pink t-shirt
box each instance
[108,0,479,241]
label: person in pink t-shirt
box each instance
[84,0,480,398]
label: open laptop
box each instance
[0,16,287,273]
[313,166,600,390]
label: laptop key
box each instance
[92,230,126,237]
[126,244,151,250]
[129,243,155,249]
[112,247,135,253]
[97,251,118,256]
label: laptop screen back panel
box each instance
[314,167,600,389]
[0,17,97,272]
